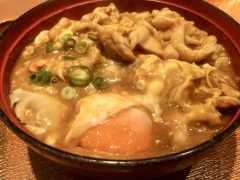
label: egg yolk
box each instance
[79,107,153,153]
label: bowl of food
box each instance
[0,0,240,179]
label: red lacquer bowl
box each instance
[0,0,240,179]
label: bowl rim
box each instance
[0,0,240,166]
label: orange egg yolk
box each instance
[79,107,153,153]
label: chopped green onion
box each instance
[39,71,51,86]
[61,55,77,61]
[64,38,76,52]
[87,32,99,41]
[53,34,73,50]
[75,41,88,54]
[62,33,72,41]
[29,72,42,83]
[45,43,54,54]
[67,65,92,85]
[61,86,77,99]
[93,77,108,90]
[29,70,53,86]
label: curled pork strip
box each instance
[93,3,119,17]
[129,20,166,57]
[72,3,119,32]
[80,12,110,25]
[170,24,217,62]
[34,30,50,45]
[92,23,136,61]
[214,96,240,108]
[151,8,184,30]
[49,17,73,41]
[221,83,240,98]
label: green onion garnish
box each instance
[64,38,76,52]
[45,43,54,54]
[53,34,73,50]
[93,77,108,90]
[61,55,77,61]
[29,72,42,83]
[87,32,99,41]
[62,33,72,41]
[75,41,88,54]
[61,86,77,99]
[67,65,92,85]
[29,70,53,86]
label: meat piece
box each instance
[204,65,237,89]
[49,17,72,41]
[34,30,50,45]
[151,8,183,30]
[170,24,217,62]
[93,3,119,17]
[184,22,208,46]
[185,102,222,127]
[72,3,119,33]
[162,44,179,60]
[81,12,110,24]
[129,21,165,57]
[214,96,240,108]
[92,23,135,61]
[221,83,240,98]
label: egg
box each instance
[65,93,145,142]
[79,107,153,153]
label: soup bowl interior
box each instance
[0,0,240,179]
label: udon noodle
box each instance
[9,3,240,159]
